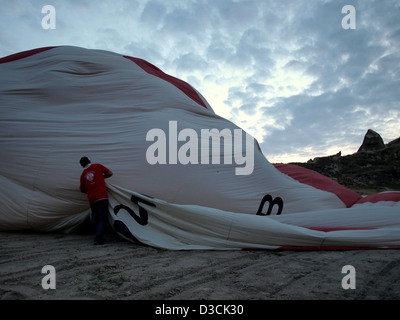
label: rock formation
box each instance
[357,129,385,152]
[291,129,400,194]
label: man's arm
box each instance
[100,164,113,178]
[104,170,113,178]
[79,176,87,193]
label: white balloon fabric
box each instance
[1,46,399,250]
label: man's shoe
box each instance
[94,239,105,245]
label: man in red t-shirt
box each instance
[79,157,113,245]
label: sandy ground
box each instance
[1,230,400,301]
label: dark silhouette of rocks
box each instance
[290,130,400,194]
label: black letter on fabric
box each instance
[256,194,283,215]
[113,195,155,226]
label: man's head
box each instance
[79,157,91,168]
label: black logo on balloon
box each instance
[256,194,283,215]
[113,194,155,226]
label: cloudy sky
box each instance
[1,0,399,163]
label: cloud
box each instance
[249,0,400,162]
[140,1,167,28]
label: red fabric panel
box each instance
[273,163,361,207]
[355,192,400,204]
[0,46,57,64]
[123,56,208,109]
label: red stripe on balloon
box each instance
[124,55,208,109]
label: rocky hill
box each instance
[290,129,400,195]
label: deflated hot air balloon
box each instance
[1,46,399,249]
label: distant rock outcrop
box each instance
[290,130,400,194]
[357,129,385,152]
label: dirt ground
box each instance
[1,230,400,301]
